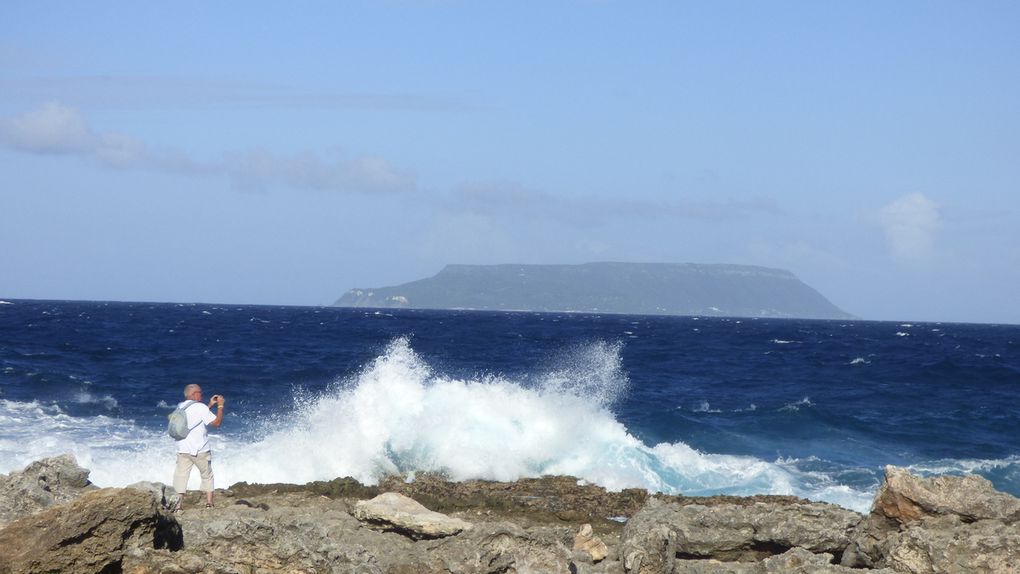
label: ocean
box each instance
[1,299,1018,514]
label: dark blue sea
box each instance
[1,299,1018,513]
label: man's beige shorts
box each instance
[173,451,214,494]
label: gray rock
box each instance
[666,548,899,573]
[575,522,610,563]
[621,497,862,573]
[872,465,1020,525]
[879,515,1020,574]
[842,466,1020,573]
[759,547,896,573]
[127,480,177,510]
[0,487,182,574]
[0,453,96,527]
[353,491,474,539]
[143,491,573,573]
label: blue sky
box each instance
[2,2,1018,323]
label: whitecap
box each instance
[780,397,814,411]
[691,400,721,413]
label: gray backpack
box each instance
[167,400,200,440]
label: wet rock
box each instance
[0,487,181,574]
[0,453,96,527]
[353,491,474,539]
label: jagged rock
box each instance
[620,497,862,573]
[0,453,96,527]
[879,515,1020,574]
[575,522,610,562]
[872,465,1020,525]
[666,548,899,573]
[127,480,178,510]
[353,491,474,539]
[842,466,1020,573]
[131,490,573,573]
[0,487,182,574]
[7,457,1018,574]
[759,547,896,573]
[376,472,650,520]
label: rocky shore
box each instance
[1,455,1018,573]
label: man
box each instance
[172,383,225,511]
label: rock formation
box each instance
[0,488,181,574]
[840,466,1020,573]
[1,457,1018,573]
[353,491,474,539]
[0,453,96,527]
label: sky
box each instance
[1,2,1018,324]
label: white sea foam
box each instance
[780,397,814,411]
[0,339,877,513]
[73,391,119,410]
[906,456,1020,477]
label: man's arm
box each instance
[208,396,225,428]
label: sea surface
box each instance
[1,299,1018,513]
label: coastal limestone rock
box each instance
[0,453,96,527]
[841,465,1020,573]
[758,547,896,573]
[353,491,473,539]
[574,522,610,562]
[0,487,182,574]
[138,490,573,573]
[873,465,1020,524]
[620,496,862,574]
[127,480,179,510]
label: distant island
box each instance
[333,262,852,320]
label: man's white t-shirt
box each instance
[175,401,217,455]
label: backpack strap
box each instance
[181,400,203,432]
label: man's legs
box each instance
[172,453,195,510]
[194,451,215,506]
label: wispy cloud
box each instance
[879,192,941,260]
[0,102,415,194]
[0,75,476,112]
[446,181,780,225]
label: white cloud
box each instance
[0,102,414,194]
[879,192,941,260]
[2,102,94,153]
[446,181,780,226]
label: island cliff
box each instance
[334,262,853,320]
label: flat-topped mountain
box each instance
[333,262,852,319]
